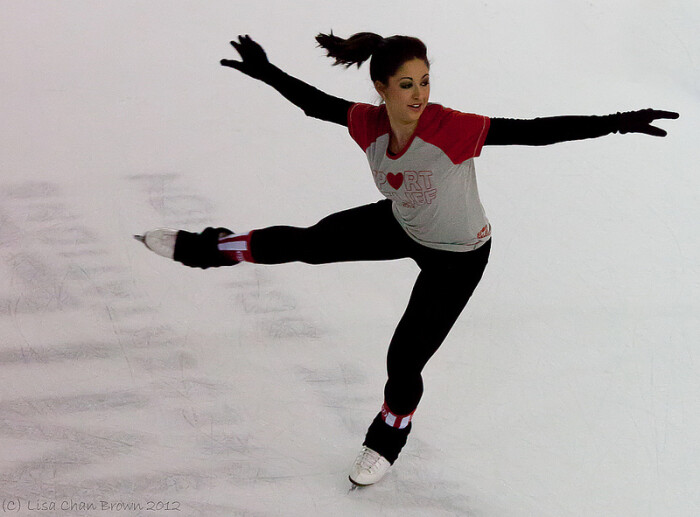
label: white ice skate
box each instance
[134,228,178,259]
[349,446,391,487]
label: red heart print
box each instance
[387,173,404,190]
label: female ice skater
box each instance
[137,32,678,486]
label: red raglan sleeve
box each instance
[444,109,491,162]
[422,106,490,164]
[348,103,382,152]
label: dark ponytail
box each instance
[315,31,384,69]
[316,31,429,85]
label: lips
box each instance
[408,103,422,112]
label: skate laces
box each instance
[355,447,384,472]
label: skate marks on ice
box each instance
[0,178,256,515]
[0,182,81,316]
[0,180,156,320]
[295,363,371,434]
[127,172,215,229]
[0,180,146,449]
[232,279,322,342]
[346,473,476,517]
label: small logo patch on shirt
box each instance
[477,225,491,239]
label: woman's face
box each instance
[375,58,431,126]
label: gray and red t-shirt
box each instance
[348,103,491,252]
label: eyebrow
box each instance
[400,74,430,80]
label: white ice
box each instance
[1,1,699,516]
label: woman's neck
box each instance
[388,117,419,154]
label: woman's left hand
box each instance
[618,109,679,137]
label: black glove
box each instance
[617,109,679,137]
[173,227,238,269]
[220,34,273,80]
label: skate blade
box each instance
[134,228,178,259]
[348,476,369,491]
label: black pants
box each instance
[249,200,491,461]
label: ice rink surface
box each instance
[1,1,699,515]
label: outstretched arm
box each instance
[221,35,353,127]
[485,109,679,146]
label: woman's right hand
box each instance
[220,34,272,80]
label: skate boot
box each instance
[135,227,239,269]
[348,409,412,486]
[349,446,391,487]
[135,228,179,259]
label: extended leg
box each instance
[141,201,411,268]
[247,200,413,265]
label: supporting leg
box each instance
[364,240,491,463]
